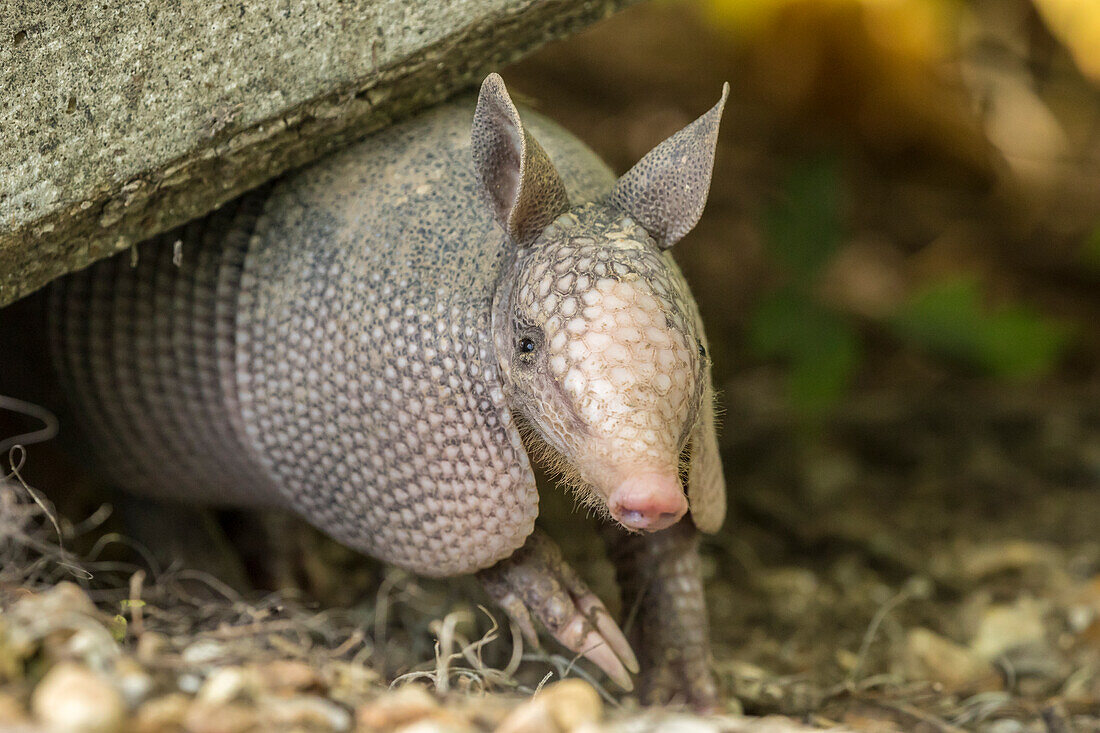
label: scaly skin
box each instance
[604,518,719,710]
[42,74,728,706]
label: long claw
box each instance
[574,628,634,691]
[501,592,541,649]
[593,607,639,674]
[576,594,639,674]
[551,615,634,692]
[476,529,639,691]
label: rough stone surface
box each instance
[0,0,634,307]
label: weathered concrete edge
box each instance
[0,0,634,308]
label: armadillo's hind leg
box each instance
[602,517,720,712]
[477,528,639,690]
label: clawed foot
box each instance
[605,518,721,713]
[477,529,639,690]
[630,607,719,712]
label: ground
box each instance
[4,382,1099,731]
[3,1,1100,731]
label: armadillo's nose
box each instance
[608,473,688,532]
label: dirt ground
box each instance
[4,1,1100,731]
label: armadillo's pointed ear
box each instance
[609,83,729,249]
[472,73,570,247]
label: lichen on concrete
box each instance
[0,0,635,307]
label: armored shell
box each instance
[47,99,616,576]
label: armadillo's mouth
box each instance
[604,439,693,532]
[606,470,687,532]
[512,408,697,532]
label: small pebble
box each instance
[610,712,723,732]
[135,631,169,665]
[326,660,382,703]
[198,666,254,705]
[266,695,351,730]
[903,627,1002,692]
[114,657,156,707]
[181,638,229,665]
[183,702,258,733]
[31,661,125,733]
[959,541,1062,581]
[178,673,203,694]
[495,699,558,733]
[257,658,319,693]
[539,679,604,730]
[496,679,603,733]
[357,685,439,730]
[399,718,479,733]
[132,694,190,733]
[14,582,97,618]
[971,598,1047,660]
[0,692,29,725]
[980,720,1026,733]
[66,625,121,669]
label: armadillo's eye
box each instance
[514,328,542,367]
[697,340,707,358]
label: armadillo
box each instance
[41,74,728,708]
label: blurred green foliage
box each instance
[749,286,860,415]
[749,155,860,416]
[751,155,1075,415]
[761,156,843,280]
[891,278,1074,379]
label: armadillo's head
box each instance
[474,74,727,533]
[496,210,709,530]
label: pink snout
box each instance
[608,473,688,532]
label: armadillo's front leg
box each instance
[603,517,719,712]
[477,529,640,690]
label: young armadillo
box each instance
[45,74,728,707]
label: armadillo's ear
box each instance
[472,73,570,247]
[609,83,729,250]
